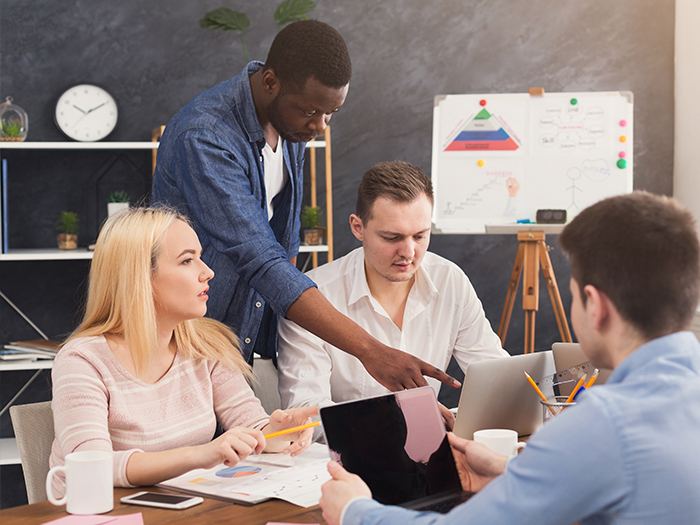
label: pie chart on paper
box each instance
[215,465,262,478]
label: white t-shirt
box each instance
[262,138,288,220]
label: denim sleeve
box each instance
[167,129,315,315]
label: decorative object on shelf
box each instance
[301,205,324,245]
[199,0,316,63]
[54,84,118,142]
[107,190,130,217]
[0,97,28,142]
[56,211,79,250]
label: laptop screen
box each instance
[319,387,462,506]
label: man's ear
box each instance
[261,69,280,97]
[349,214,364,242]
[582,284,612,331]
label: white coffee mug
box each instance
[46,450,113,514]
[473,429,526,458]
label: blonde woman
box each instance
[49,207,317,496]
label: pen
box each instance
[524,371,558,416]
[584,370,599,389]
[566,374,587,404]
[263,421,320,439]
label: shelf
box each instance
[0,140,326,150]
[0,438,19,465]
[0,248,94,261]
[298,244,329,253]
[0,141,158,150]
[0,360,53,372]
[0,246,327,261]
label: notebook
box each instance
[319,387,472,513]
[453,351,556,439]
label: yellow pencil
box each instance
[566,374,587,403]
[263,421,320,439]
[524,371,558,416]
[584,370,599,389]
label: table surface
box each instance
[0,487,326,525]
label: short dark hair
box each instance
[356,161,434,223]
[263,20,351,91]
[559,191,700,338]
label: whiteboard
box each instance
[431,91,633,233]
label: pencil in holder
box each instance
[541,396,576,423]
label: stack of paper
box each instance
[0,339,61,361]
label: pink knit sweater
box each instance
[49,335,269,495]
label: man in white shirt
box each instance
[277,161,509,418]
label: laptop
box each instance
[319,387,473,513]
[551,342,612,394]
[453,351,556,439]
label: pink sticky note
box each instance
[43,512,144,525]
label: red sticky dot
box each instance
[480,99,487,106]
[619,151,626,159]
[619,120,627,127]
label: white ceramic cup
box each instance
[46,450,113,515]
[473,429,526,458]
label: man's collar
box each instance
[233,61,266,144]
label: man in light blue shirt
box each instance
[319,191,700,525]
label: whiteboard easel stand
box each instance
[497,231,572,353]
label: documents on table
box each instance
[158,442,331,507]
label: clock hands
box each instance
[73,105,88,114]
[86,102,106,114]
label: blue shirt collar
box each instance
[233,61,266,145]
[606,330,700,385]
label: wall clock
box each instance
[54,84,118,141]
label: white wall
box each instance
[674,0,700,223]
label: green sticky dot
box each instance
[617,158,627,169]
[570,98,578,105]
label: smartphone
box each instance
[120,491,203,510]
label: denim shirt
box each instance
[343,331,700,525]
[152,62,316,361]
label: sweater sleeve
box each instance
[51,346,142,492]
[210,361,270,431]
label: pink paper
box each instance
[43,512,144,525]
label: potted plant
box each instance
[107,190,130,217]
[301,205,324,245]
[56,211,79,250]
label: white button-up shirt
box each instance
[277,248,509,409]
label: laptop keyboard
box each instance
[414,492,472,513]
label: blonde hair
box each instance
[67,207,251,379]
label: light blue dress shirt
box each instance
[344,331,700,525]
[152,62,315,360]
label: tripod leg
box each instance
[522,238,540,354]
[524,310,536,354]
[538,241,573,342]
[498,242,525,346]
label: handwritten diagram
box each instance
[432,92,633,232]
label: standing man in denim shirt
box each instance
[320,191,700,525]
[152,20,458,392]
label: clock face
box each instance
[54,84,118,141]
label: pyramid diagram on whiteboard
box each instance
[444,108,520,151]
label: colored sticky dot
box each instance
[619,135,627,143]
[617,159,627,169]
[479,99,487,106]
[570,98,578,105]
[477,159,485,167]
[619,151,626,159]
[619,119,627,127]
